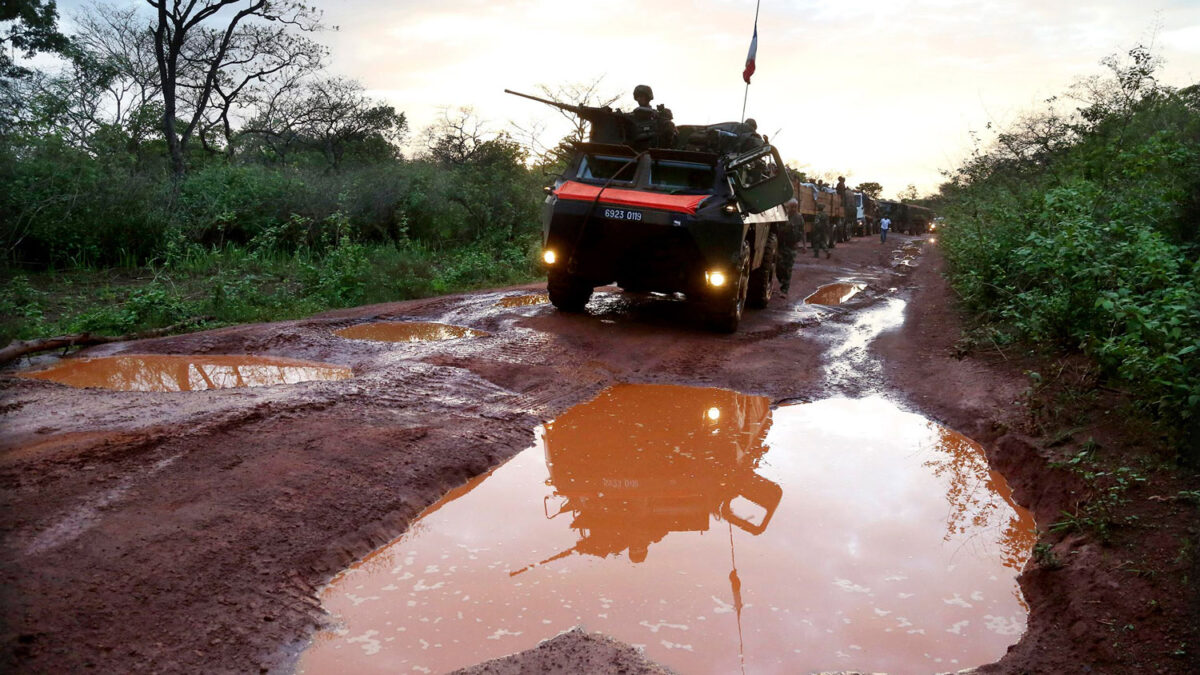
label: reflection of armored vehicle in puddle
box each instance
[519,385,782,568]
[507,90,794,332]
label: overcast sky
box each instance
[59,0,1200,197]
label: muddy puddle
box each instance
[19,354,351,392]
[804,282,866,306]
[495,294,549,308]
[299,384,1034,675]
[335,321,487,342]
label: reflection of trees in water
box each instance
[923,423,1036,572]
[29,356,349,391]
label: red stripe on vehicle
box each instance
[553,181,706,216]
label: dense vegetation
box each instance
[1,1,545,344]
[934,47,1200,453]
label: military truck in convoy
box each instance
[855,192,880,236]
[878,200,935,235]
[507,88,794,332]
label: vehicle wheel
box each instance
[547,268,592,312]
[746,233,776,309]
[709,241,751,333]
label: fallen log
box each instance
[0,317,213,368]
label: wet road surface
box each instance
[335,321,488,342]
[300,386,1033,675]
[0,233,1052,674]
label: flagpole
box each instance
[741,0,761,122]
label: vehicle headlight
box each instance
[542,250,557,265]
[706,270,727,287]
[723,203,739,215]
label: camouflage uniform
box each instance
[776,211,803,294]
[812,209,832,259]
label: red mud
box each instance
[1,234,1196,673]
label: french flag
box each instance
[742,24,757,84]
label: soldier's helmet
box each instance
[633,84,654,103]
[744,118,758,131]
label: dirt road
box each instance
[2,234,1196,673]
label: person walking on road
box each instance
[812,204,831,259]
[880,216,891,244]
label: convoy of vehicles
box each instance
[508,88,932,332]
[877,200,936,235]
[509,90,795,332]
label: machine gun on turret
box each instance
[505,89,676,150]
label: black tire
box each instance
[709,241,751,333]
[746,233,776,309]
[547,268,592,312]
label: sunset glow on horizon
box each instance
[59,0,1200,198]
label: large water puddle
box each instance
[804,282,866,306]
[299,384,1034,675]
[495,294,549,308]
[335,322,487,342]
[19,354,351,392]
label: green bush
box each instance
[937,53,1200,452]
[0,139,168,267]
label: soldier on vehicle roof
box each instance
[737,118,765,152]
[631,84,677,149]
[633,84,654,108]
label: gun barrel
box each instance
[504,89,579,114]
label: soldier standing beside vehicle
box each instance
[777,199,803,297]
[812,203,831,259]
[835,176,850,242]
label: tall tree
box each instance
[301,77,405,170]
[855,182,882,199]
[242,76,405,169]
[74,5,161,129]
[1,0,73,78]
[145,0,321,177]
[1,0,74,131]
[425,106,490,167]
[193,20,326,156]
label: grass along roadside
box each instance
[1,240,543,348]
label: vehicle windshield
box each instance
[648,160,715,193]
[578,154,637,184]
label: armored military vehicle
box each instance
[507,90,794,332]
